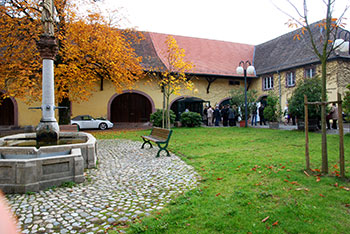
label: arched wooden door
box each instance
[110,93,152,123]
[0,97,14,126]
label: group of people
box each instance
[283,103,339,129]
[203,103,268,127]
[203,105,238,127]
[203,102,340,129]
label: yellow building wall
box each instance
[14,60,349,127]
[15,76,240,126]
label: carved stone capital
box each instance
[36,36,58,60]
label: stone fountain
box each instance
[0,0,96,194]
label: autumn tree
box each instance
[277,0,349,174]
[0,0,144,123]
[150,36,194,129]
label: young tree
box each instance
[276,0,349,174]
[0,0,144,122]
[150,36,194,129]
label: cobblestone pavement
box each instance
[6,140,200,234]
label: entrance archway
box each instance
[0,95,15,126]
[170,96,206,120]
[110,91,153,123]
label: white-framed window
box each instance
[305,66,316,78]
[263,75,274,90]
[286,71,295,87]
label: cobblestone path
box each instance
[6,139,200,234]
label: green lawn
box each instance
[92,127,350,234]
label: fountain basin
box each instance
[0,132,97,193]
[0,132,97,169]
[0,148,84,193]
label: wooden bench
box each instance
[141,127,173,157]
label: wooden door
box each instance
[0,97,14,125]
[111,93,151,122]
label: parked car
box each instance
[71,115,113,130]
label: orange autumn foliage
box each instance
[0,0,144,103]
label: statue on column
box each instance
[40,0,55,36]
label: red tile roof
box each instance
[148,32,255,77]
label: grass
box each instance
[92,127,350,234]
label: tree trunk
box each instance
[321,59,328,174]
[166,88,170,129]
[58,97,71,125]
[162,86,165,128]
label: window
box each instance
[305,66,316,78]
[263,75,274,90]
[229,80,240,86]
[286,71,295,87]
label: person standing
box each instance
[203,106,208,126]
[207,106,214,126]
[251,103,257,126]
[259,105,266,125]
[330,103,338,129]
[214,105,221,126]
[228,105,236,127]
[283,104,290,125]
[222,105,229,127]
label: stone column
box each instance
[36,36,59,144]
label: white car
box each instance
[71,115,113,130]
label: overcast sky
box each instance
[99,0,350,45]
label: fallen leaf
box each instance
[345,204,350,207]
[261,216,270,223]
[343,187,350,191]
[272,221,279,226]
[316,176,321,182]
[304,171,310,177]
[296,188,309,191]
[281,166,286,169]
[319,193,325,197]
[215,193,221,197]
[334,183,338,187]
[216,177,223,180]
[286,169,291,172]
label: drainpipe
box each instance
[277,71,282,122]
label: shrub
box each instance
[343,84,350,122]
[150,109,176,127]
[288,77,322,120]
[180,111,202,127]
[230,87,257,120]
[264,93,279,122]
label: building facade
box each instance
[1,25,350,127]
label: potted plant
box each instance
[230,87,257,126]
[288,77,322,131]
[264,93,280,129]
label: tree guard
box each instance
[304,94,345,177]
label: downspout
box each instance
[277,70,282,121]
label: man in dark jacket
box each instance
[259,105,266,125]
[222,105,229,126]
[214,105,221,126]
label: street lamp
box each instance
[236,61,255,127]
[334,29,350,54]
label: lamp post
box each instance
[334,29,350,54]
[236,61,255,127]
